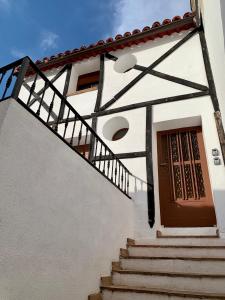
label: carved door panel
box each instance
[157,127,216,227]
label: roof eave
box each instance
[37,16,196,73]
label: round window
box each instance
[114,54,137,73]
[103,117,129,141]
[112,128,129,141]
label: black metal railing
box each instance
[0,57,131,197]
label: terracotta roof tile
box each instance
[35,12,196,72]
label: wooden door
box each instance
[157,127,216,227]
[74,144,90,159]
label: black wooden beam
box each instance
[94,91,209,118]
[146,105,155,228]
[134,66,208,92]
[22,81,58,120]
[50,90,209,124]
[105,53,208,92]
[95,54,105,112]
[199,28,220,111]
[59,64,72,119]
[89,116,98,161]
[214,111,225,165]
[100,28,198,111]
[28,64,71,107]
[93,151,147,161]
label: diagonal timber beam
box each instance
[28,64,71,107]
[95,54,105,112]
[135,66,208,92]
[22,81,58,120]
[100,28,198,111]
[106,53,208,92]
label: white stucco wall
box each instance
[200,0,225,123]
[0,99,134,300]
[96,96,225,238]
[102,31,208,109]
[16,24,225,238]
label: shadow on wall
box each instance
[213,189,225,235]
[129,175,154,238]
[129,176,225,236]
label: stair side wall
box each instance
[0,99,134,300]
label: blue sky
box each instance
[0,0,190,66]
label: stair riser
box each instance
[128,247,225,258]
[121,258,225,275]
[102,290,218,300]
[112,273,225,294]
[134,239,225,247]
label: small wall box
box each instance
[212,149,219,156]
[214,157,221,166]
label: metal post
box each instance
[11,56,30,100]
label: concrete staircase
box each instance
[89,234,225,300]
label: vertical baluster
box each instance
[63,108,70,139]
[93,138,98,165]
[111,156,115,181]
[114,160,118,185]
[127,172,130,195]
[0,71,6,85]
[27,73,38,106]
[47,92,56,123]
[107,154,110,177]
[118,163,121,188]
[36,81,48,116]
[98,143,103,170]
[77,122,83,146]
[121,168,124,192]
[103,147,107,174]
[70,114,77,146]
[83,127,89,158]
[2,68,14,99]
[84,126,88,145]
[54,97,63,133]
[125,171,127,194]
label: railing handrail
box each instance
[0,56,132,197]
[0,58,24,73]
[24,58,131,174]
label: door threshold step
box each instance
[157,229,219,238]
[122,256,225,261]
[129,244,225,249]
[113,269,225,278]
[101,285,225,299]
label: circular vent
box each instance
[103,117,129,141]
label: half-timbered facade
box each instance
[1,0,225,299]
[16,1,225,238]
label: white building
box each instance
[1,0,225,299]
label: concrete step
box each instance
[127,245,225,258]
[112,270,225,294]
[134,238,225,247]
[102,285,225,300]
[120,256,225,275]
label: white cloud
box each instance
[11,48,26,59]
[40,30,59,51]
[0,0,11,10]
[110,0,190,35]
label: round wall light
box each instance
[114,54,137,73]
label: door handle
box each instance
[159,163,168,167]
